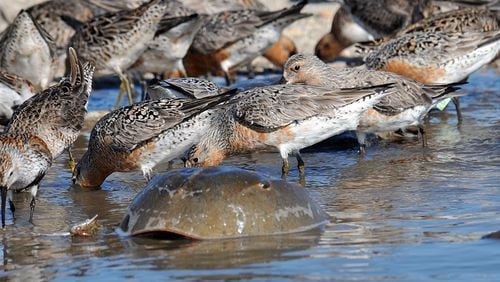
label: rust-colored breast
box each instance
[263,36,297,67]
[314,34,345,62]
[184,48,231,77]
[381,59,446,84]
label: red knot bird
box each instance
[342,7,499,60]
[73,89,236,188]
[364,30,500,84]
[179,0,299,70]
[184,83,395,177]
[262,35,299,68]
[282,54,463,153]
[183,0,310,85]
[315,0,431,61]
[68,0,193,108]
[0,47,94,227]
[0,70,35,126]
[0,10,57,91]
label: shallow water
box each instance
[1,69,499,281]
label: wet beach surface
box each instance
[1,68,499,281]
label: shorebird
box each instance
[262,35,298,68]
[365,30,500,84]
[281,54,462,152]
[341,7,500,60]
[27,0,103,78]
[73,89,236,188]
[0,70,35,126]
[400,7,499,35]
[341,0,431,36]
[315,0,430,61]
[68,0,192,108]
[315,5,377,62]
[184,83,395,176]
[0,10,57,91]
[130,11,202,78]
[0,133,52,227]
[179,0,298,70]
[183,0,310,84]
[146,78,226,100]
[0,47,94,227]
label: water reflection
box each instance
[0,70,499,281]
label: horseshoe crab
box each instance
[119,167,329,239]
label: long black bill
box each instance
[1,186,6,228]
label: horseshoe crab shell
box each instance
[119,167,329,239]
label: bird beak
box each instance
[1,185,7,228]
[278,76,287,84]
[183,158,192,168]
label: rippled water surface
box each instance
[1,69,499,281]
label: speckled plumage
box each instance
[146,78,226,100]
[28,0,100,49]
[343,0,430,37]
[282,54,462,151]
[185,83,395,176]
[0,10,56,91]
[365,30,500,84]
[130,6,202,76]
[400,7,499,35]
[0,47,93,227]
[315,0,430,61]
[0,69,35,125]
[184,1,310,83]
[27,0,103,78]
[180,0,267,14]
[346,7,500,58]
[0,133,52,227]
[6,48,95,159]
[69,0,172,77]
[73,89,236,188]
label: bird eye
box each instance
[9,171,13,177]
[294,65,300,71]
[193,158,199,163]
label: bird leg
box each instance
[68,146,76,173]
[176,60,188,77]
[296,153,306,187]
[296,153,305,177]
[223,70,234,86]
[418,125,427,147]
[359,144,366,155]
[281,158,290,179]
[8,190,14,220]
[452,97,462,123]
[123,74,134,105]
[28,185,38,224]
[356,131,367,155]
[140,79,148,101]
[114,79,126,109]
[114,71,134,109]
[1,186,6,228]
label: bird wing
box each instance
[190,10,264,54]
[231,84,393,130]
[92,91,235,151]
